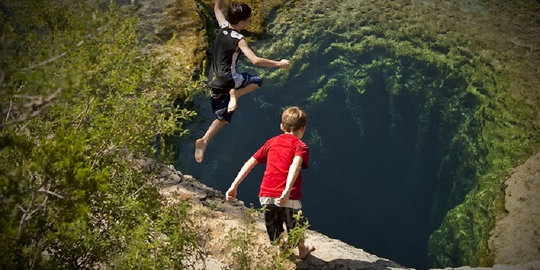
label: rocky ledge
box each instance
[145,158,540,270]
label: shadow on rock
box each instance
[297,254,403,270]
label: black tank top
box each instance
[208,23,244,92]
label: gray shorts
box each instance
[233,72,263,89]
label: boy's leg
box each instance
[227,83,260,112]
[194,119,228,163]
[284,208,315,259]
[263,204,286,243]
[297,239,315,259]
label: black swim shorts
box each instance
[262,204,305,242]
[210,93,234,123]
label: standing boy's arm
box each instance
[214,0,227,26]
[238,40,290,69]
[276,156,303,206]
[226,157,259,202]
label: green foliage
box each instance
[225,206,261,270]
[0,1,202,268]
[269,209,309,268]
[226,205,309,270]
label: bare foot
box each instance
[228,89,237,112]
[298,245,315,259]
[194,139,207,163]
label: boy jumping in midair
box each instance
[195,0,290,163]
[225,106,315,259]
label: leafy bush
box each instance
[0,1,202,268]
[226,205,308,270]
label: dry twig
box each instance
[22,52,67,71]
[1,88,62,127]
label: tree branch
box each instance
[76,97,95,129]
[1,88,62,127]
[131,183,146,199]
[17,173,55,241]
[5,99,13,122]
[22,52,67,71]
[38,187,64,199]
[17,192,36,241]
[20,40,83,72]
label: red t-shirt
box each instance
[252,133,309,200]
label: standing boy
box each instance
[225,106,315,259]
[195,0,291,163]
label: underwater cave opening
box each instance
[300,72,444,269]
[176,46,475,269]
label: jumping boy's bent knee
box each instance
[251,76,263,87]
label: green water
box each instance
[176,0,537,268]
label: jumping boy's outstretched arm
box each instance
[214,0,227,26]
[226,157,259,202]
[238,40,290,69]
[276,156,303,206]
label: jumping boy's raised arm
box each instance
[276,155,303,206]
[214,0,227,26]
[226,157,259,202]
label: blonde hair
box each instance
[281,106,307,132]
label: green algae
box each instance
[240,0,539,267]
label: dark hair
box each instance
[282,106,307,132]
[227,2,251,25]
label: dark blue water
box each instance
[175,64,446,269]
